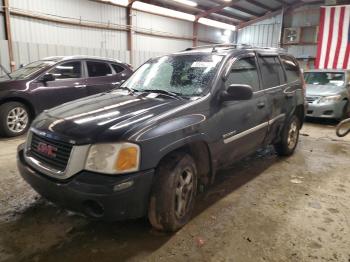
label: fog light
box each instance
[113,180,134,192]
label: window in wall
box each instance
[225,56,260,92]
[48,61,82,79]
[87,61,112,77]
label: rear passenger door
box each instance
[218,54,269,166]
[257,55,287,143]
[85,60,115,95]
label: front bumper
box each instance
[17,145,154,221]
[306,100,346,119]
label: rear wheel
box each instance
[274,115,300,156]
[148,152,197,232]
[0,102,30,137]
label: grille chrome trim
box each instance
[24,130,90,180]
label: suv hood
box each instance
[32,91,186,144]
[306,84,344,96]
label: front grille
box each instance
[29,133,73,171]
[306,96,319,103]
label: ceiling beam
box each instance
[225,6,261,17]
[195,0,241,20]
[244,0,276,11]
[239,1,306,29]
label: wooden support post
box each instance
[3,0,15,71]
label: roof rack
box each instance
[184,44,286,53]
[185,44,252,53]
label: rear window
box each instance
[304,72,345,87]
[280,55,300,83]
[87,61,112,77]
[258,56,285,88]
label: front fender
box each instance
[132,114,210,170]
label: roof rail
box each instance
[195,44,253,53]
[184,43,287,53]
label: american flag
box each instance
[315,5,350,69]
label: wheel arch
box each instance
[154,139,213,189]
[0,97,36,119]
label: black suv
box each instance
[17,45,306,232]
[0,56,132,137]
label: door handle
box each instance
[257,102,265,108]
[74,84,86,88]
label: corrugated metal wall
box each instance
[237,14,283,48]
[0,0,226,70]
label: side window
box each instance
[111,64,125,74]
[258,56,286,88]
[86,61,112,77]
[280,55,300,83]
[225,56,260,92]
[48,61,82,80]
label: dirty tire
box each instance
[0,102,30,137]
[274,115,300,156]
[148,152,197,232]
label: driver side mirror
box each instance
[41,73,55,82]
[221,84,253,102]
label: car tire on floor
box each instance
[274,115,300,156]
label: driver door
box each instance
[30,61,87,112]
[217,54,269,167]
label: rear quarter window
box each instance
[111,64,125,74]
[280,55,300,83]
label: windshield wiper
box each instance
[140,89,183,99]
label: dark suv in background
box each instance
[0,56,133,137]
[17,45,306,232]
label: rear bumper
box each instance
[17,145,154,221]
[306,100,346,119]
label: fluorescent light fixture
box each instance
[132,1,195,21]
[101,0,129,7]
[198,18,236,31]
[172,0,198,7]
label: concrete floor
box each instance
[0,120,350,262]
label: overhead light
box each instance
[172,0,198,7]
[101,0,129,7]
[132,1,195,21]
[222,0,232,2]
[198,18,236,31]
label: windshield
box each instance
[0,60,57,80]
[122,54,223,97]
[304,72,345,87]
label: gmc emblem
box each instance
[36,142,57,158]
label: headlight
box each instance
[318,95,342,104]
[85,143,140,174]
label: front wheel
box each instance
[274,115,300,156]
[148,152,197,232]
[0,102,30,137]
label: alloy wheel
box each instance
[7,107,29,133]
[175,168,194,219]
